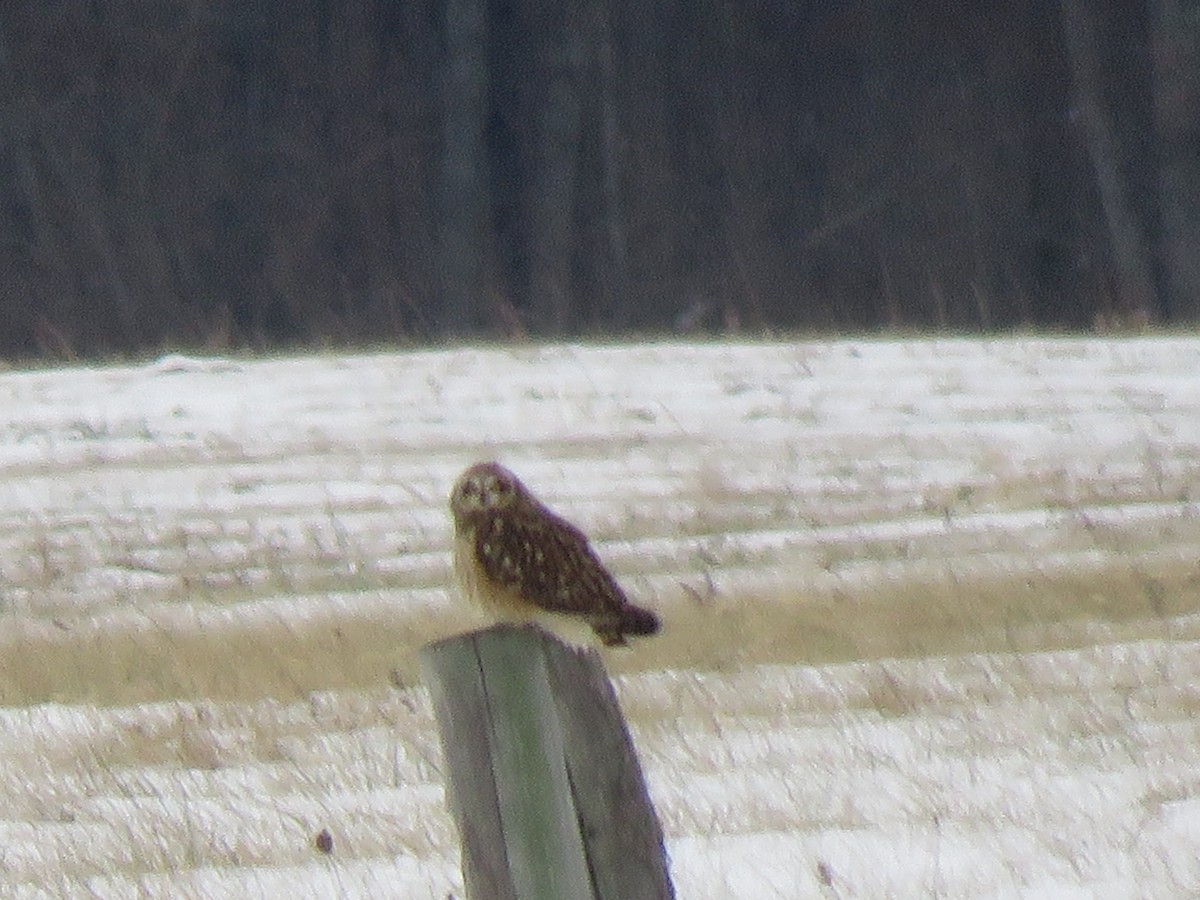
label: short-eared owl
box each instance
[449,461,660,646]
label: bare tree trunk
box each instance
[1151,0,1200,322]
[597,1,631,329]
[0,29,75,340]
[1060,0,1158,321]
[41,130,139,345]
[712,1,762,330]
[527,0,584,335]
[437,0,492,335]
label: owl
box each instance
[449,461,660,646]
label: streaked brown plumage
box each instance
[449,461,660,646]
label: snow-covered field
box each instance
[0,337,1198,897]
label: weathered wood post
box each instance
[420,623,674,900]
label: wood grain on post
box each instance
[420,624,674,900]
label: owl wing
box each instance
[473,507,629,617]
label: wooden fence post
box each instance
[420,624,675,900]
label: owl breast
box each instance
[453,527,532,618]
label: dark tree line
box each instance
[0,0,1196,358]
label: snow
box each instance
[0,336,1198,896]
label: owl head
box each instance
[450,461,524,525]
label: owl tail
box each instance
[595,603,661,646]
